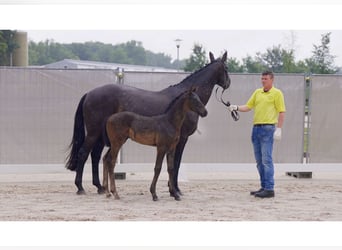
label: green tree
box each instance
[256,45,284,72]
[305,32,337,74]
[29,39,176,68]
[183,43,208,72]
[29,39,78,65]
[245,45,305,73]
[0,30,19,66]
[116,40,146,65]
[146,51,173,68]
[242,55,266,73]
[227,57,244,73]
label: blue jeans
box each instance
[251,124,275,191]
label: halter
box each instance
[215,87,240,121]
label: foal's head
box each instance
[185,87,208,117]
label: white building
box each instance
[43,59,181,72]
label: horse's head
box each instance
[209,51,231,90]
[186,87,208,117]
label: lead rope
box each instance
[215,87,240,121]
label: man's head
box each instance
[261,70,274,92]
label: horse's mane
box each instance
[163,90,188,113]
[167,59,221,88]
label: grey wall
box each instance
[1,68,335,165]
[0,68,116,164]
[309,75,342,163]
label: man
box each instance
[228,71,286,198]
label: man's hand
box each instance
[274,127,282,141]
[228,105,238,112]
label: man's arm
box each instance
[237,105,251,112]
[229,104,251,112]
[277,112,285,128]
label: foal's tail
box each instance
[65,94,87,171]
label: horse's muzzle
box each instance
[200,109,208,117]
[224,77,231,89]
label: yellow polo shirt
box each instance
[246,87,286,125]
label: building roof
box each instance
[43,59,180,72]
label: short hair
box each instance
[262,70,274,79]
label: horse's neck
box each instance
[167,64,218,105]
[196,81,216,105]
[166,97,188,129]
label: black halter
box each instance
[215,87,239,121]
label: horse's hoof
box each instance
[171,191,183,197]
[97,187,105,194]
[152,196,159,201]
[174,196,181,201]
[106,193,112,198]
[77,190,86,195]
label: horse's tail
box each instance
[65,94,87,171]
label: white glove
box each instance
[228,105,238,112]
[274,127,282,141]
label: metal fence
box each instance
[308,75,342,163]
[0,68,340,165]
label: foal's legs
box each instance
[108,146,121,200]
[102,149,112,197]
[150,148,166,201]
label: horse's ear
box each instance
[209,52,215,62]
[221,51,228,62]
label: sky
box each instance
[2,3,342,66]
[26,30,342,66]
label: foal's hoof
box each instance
[97,186,105,195]
[76,190,86,195]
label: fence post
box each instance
[304,73,312,163]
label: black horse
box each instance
[103,88,207,201]
[66,51,230,195]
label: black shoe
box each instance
[250,188,264,196]
[255,190,275,198]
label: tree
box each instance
[246,44,304,73]
[257,45,284,72]
[242,55,266,73]
[227,57,244,73]
[305,32,337,74]
[146,51,173,68]
[28,39,176,68]
[29,39,78,65]
[183,43,208,72]
[0,30,19,66]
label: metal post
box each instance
[174,39,182,71]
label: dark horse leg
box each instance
[150,148,166,201]
[91,139,105,194]
[172,136,189,196]
[75,135,98,195]
[167,151,181,201]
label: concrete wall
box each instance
[2,68,336,165]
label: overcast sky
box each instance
[2,3,342,66]
[26,30,342,66]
